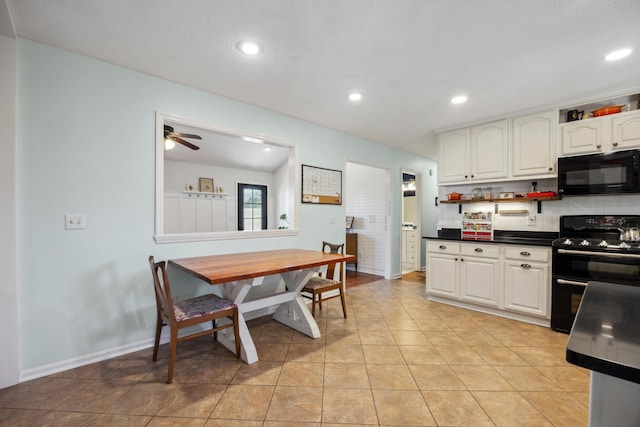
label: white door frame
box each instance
[402,169,422,273]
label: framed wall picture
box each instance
[199,177,214,193]
[301,164,342,205]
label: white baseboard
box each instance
[20,338,156,383]
[20,305,280,384]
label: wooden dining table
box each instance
[168,248,355,364]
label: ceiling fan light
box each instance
[165,138,175,150]
[451,95,468,104]
[348,92,363,102]
[236,41,262,56]
[605,48,632,61]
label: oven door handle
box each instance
[556,278,588,287]
[557,249,640,259]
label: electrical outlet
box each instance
[65,214,86,230]
[527,215,536,226]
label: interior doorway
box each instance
[401,171,421,275]
[345,162,391,279]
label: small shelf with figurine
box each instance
[181,190,228,198]
[558,93,639,124]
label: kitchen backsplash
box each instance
[438,178,640,232]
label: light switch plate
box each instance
[65,214,86,230]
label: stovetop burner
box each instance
[554,215,640,253]
[552,237,640,252]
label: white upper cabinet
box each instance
[438,128,470,183]
[470,120,509,181]
[560,117,606,155]
[437,121,508,184]
[612,111,640,150]
[560,109,640,156]
[512,111,556,177]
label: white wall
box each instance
[273,160,291,228]
[0,34,19,388]
[165,160,284,230]
[14,38,437,380]
[164,160,278,195]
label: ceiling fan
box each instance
[164,125,202,150]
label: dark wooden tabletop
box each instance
[168,249,355,285]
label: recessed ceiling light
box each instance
[605,48,632,61]
[264,147,271,152]
[243,136,264,144]
[236,40,262,56]
[451,95,468,104]
[348,92,363,102]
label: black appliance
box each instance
[557,149,640,196]
[551,215,640,333]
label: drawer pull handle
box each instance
[520,263,531,269]
[520,251,531,256]
[474,248,483,253]
[439,245,446,250]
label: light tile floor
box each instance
[0,279,589,426]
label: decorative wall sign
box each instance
[199,177,214,193]
[301,164,342,205]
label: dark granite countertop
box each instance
[566,281,640,384]
[423,229,558,247]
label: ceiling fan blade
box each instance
[171,132,202,140]
[172,136,200,150]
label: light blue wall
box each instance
[17,39,436,373]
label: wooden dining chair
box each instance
[302,242,348,318]
[148,256,241,383]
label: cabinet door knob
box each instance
[613,142,618,147]
[474,248,483,253]
[460,258,464,262]
[470,175,474,178]
[454,257,458,261]
[439,245,446,250]
[465,175,468,178]
[597,144,602,149]
[548,167,553,171]
[520,263,531,269]
[520,251,531,256]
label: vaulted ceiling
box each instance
[3,0,639,159]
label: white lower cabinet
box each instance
[402,230,418,270]
[427,240,551,324]
[426,241,459,298]
[503,246,550,317]
[459,244,500,308]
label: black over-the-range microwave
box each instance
[557,149,640,196]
